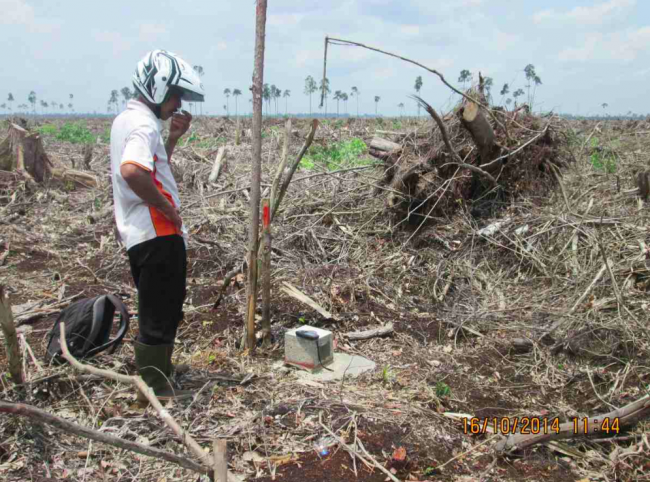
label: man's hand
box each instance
[160,202,183,232]
[169,109,192,142]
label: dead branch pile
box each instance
[369,90,573,224]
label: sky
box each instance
[1,0,649,117]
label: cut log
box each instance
[50,167,99,188]
[370,136,402,152]
[208,146,227,183]
[368,136,403,186]
[459,102,496,167]
[0,123,53,182]
[345,323,394,340]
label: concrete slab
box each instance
[295,353,376,382]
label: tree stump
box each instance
[0,123,98,188]
[0,123,53,182]
[82,143,94,170]
[459,102,496,167]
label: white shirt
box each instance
[110,99,188,251]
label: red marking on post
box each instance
[263,204,270,228]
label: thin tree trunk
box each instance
[0,286,24,385]
[243,0,268,352]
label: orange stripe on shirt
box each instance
[148,154,181,237]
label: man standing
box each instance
[110,50,204,401]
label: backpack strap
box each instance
[85,294,130,358]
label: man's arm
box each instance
[165,137,178,162]
[120,163,182,230]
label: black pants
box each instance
[127,235,187,345]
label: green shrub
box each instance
[56,122,95,144]
[589,137,616,173]
[300,137,371,170]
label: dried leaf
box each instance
[392,446,407,462]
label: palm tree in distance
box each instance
[351,86,359,117]
[262,84,271,116]
[69,94,74,113]
[7,93,14,113]
[341,93,349,115]
[224,88,231,116]
[458,70,472,89]
[193,65,205,115]
[28,91,36,115]
[414,76,423,117]
[120,87,131,110]
[283,90,290,115]
[374,96,380,116]
[109,90,119,115]
[233,89,242,117]
[398,102,405,118]
[304,76,317,115]
[333,90,342,117]
[319,77,330,115]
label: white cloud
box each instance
[534,0,636,26]
[558,26,650,62]
[0,0,60,33]
[216,42,227,51]
[139,23,167,42]
[0,0,34,25]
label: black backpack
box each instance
[46,294,130,365]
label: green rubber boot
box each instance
[134,341,194,403]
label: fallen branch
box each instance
[413,95,498,187]
[213,265,244,310]
[281,282,333,319]
[345,323,393,340]
[59,323,242,481]
[0,400,210,476]
[323,37,509,138]
[494,394,650,453]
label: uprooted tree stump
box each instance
[369,82,571,225]
[0,123,98,188]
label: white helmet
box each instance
[132,49,205,105]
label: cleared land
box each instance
[1,113,649,481]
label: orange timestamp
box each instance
[463,417,561,435]
[572,417,620,435]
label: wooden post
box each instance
[235,119,241,146]
[0,285,24,385]
[261,198,272,345]
[243,0,268,352]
